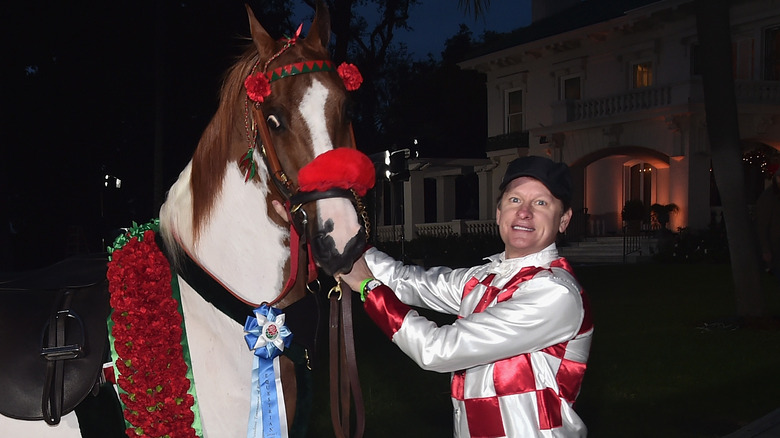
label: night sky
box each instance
[3,2,255,269]
[2,1,530,270]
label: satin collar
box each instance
[484,243,559,276]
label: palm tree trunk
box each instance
[695,0,765,320]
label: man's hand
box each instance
[336,256,374,293]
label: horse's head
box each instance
[244,2,370,277]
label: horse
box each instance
[0,2,371,437]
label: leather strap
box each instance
[157,233,254,324]
[289,188,354,206]
[254,106,297,200]
[329,283,365,438]
[245,88,366,437]
[251,106,358,206]
[42,289,80,425]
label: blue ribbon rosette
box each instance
[243,304,293,438]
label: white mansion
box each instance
[375,0,780,242]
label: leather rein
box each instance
[247,61,366,438]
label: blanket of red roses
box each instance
[107,222,199,438]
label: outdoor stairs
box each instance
[558,236,657,265]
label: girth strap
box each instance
[154,235,318,357]
[156,234,255,324]
[41,289,89,425]
[329,283,365,438]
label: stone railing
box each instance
[376,220,498,242]
[375,225,404,242]
[570,85,672,122]
[464,220,500,237]
[416,222,459,237]
[553,80,780,124]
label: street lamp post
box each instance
[101,173,122,248]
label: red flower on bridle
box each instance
[337,63,363,91]
[244,73,272,103]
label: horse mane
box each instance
[190,44,260,239]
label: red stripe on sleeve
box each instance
[363,284,412,339]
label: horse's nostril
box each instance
[313,232,331,247]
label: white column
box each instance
[403,172,425,241]
[477,169,495,220]
[436,176,457,222]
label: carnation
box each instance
[337,62,363,91]
[244,72,272,103]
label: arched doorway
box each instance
[626,161,654,207]
[571,146,672,235]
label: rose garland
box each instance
[107,220,200,438]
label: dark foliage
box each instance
[652,224,730,263]
[621,199,647,222]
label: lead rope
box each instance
[328,282,365,438]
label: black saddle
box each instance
[0,254,110,425]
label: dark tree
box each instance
[383,25,487,158]
[695,0,766,320]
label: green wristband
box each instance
[359,278,373,302]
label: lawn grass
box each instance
[305,262,780,437]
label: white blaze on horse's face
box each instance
[299,78,363,274]
[300,79,334,157]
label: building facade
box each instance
[461,0,780,235]
[378,0,780,241]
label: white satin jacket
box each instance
[362,244,593,438]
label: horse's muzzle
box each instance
[311,226,367,276]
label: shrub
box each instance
[652,225,729,263]
[621,199,647,222]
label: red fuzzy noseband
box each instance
[297,149,375,196]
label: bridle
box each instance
[244,72,365,302]
[244,37,367,438]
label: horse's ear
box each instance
[245,4,276,60]
[305,0,331,51]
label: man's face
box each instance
[496,176,572,259]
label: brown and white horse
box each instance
[156,4,368,437]
[0,3,369,437]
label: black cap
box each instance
[499,156,572,205]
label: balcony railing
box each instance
[553,80,780,124]
[559,86,672,122]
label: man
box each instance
[339,155,593,437]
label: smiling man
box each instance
[340,155,593,437]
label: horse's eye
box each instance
[266,115,282,130]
